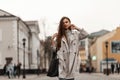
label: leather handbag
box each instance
[47,49,59,77]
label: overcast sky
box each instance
[0,0,120,40]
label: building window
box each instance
[111,41,120,53]
[80,40,85,47]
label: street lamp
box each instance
[37,50,40,75]
[23,38,26,78]
[105,41,109,76]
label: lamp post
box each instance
[37,50,40,75]
[105,41,109,76]
[23,38,26,78]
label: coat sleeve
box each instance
[75,28,88,73]
[78,28,89,40]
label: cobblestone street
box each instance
[1,73,120,80]
[40,73,120,80]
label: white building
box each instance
[0,9,40,70]
[25,21,40,69]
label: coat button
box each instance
[64,59,66,61]
[74,43,76,45]
[74,52,76,54]
[63,50,65,52]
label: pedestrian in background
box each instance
[13,64,17,77]
[16,62,22,78]
[116,62,120,74]
[111,63,115,74]
[3,63,7,76]
[51,16,88,80]
[6,62,14,79]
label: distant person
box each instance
[116,62,120,74]
[111,63,115,74]
[86,63,90,72]
[6,62,14,79]
[3,63,7,75]
[16,62,22,78]
[13,64,17,77]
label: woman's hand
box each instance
[52,33,58,40]
[69,24,80,31]
[51,33,58,46]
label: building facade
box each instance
[90,27,120,72]
[0,9,40,71]
[25,21,40,69]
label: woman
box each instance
[51,16,88,80]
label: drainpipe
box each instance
[17,18,20,63]
[28,31,31,69]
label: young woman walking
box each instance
[51,16,88,80]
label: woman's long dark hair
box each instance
[56,16,71,50]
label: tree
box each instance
[44,36,53,71]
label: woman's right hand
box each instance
[51,33,58,46]
[52,33,58,40]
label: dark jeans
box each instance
[59,78,74,80]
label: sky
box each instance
[0,0,120,40]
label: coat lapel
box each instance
[62,36,69,50]
[70,32,77,45]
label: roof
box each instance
[0,9,16,17]
[25,21,40,33]
[0,9,31,32]
[89,29,110,39]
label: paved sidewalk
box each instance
[91,73,120,79]
[40,73,120,80]
[0,74,39,80]
[1,73,120,80]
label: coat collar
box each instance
[61,31,76,49]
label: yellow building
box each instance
[79,47,86,64]
[90,27,120,72]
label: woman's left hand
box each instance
[70,24,80,31]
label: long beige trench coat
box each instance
[57,29,88,79]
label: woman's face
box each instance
[62,18,71,29]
